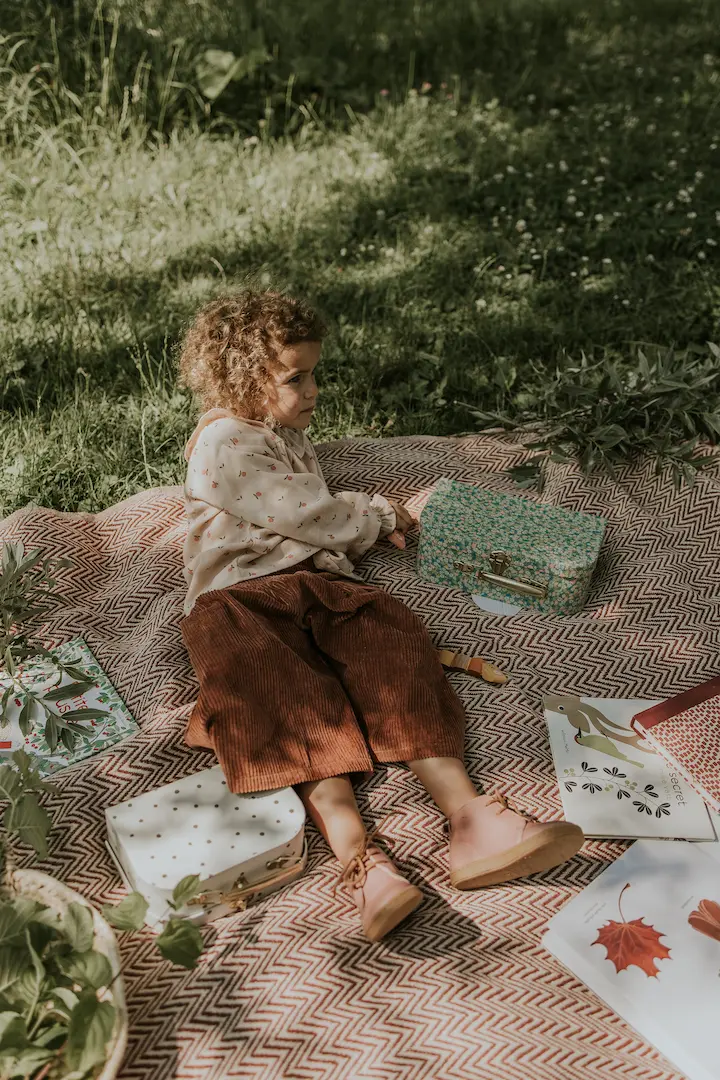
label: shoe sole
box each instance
[365,886,424,942]
[450,823,585,890]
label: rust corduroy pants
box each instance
[179,564,466,793]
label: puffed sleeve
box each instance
[189,423,395,554]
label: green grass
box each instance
[1,0,719,517]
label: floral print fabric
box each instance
[181,411,396,615]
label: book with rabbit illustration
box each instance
[543,694,715,840]
[0,637,138,777]
[543,839,720,1080]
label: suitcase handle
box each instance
[454,551,548,600]
[186,846,306,913]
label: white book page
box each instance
[544,696,714,840]
[543,840,720,1080]
[696,812,720,865]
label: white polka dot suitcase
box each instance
[104,765,307,928]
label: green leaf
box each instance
[1,686,14,724]
[10,901,43,929]
[0,1011,27,1052]
[61,904,94,954]
[3,794,52,858]
[156,918,204,970]
[42,680,95,702]
[594,424,627,447]
[61,665,89,682]
[43,713,59,753]
[0,950,28,995]
[10,751,44,789]
[25,917,56,960]
[23,929,45,1022]
[5,971,41,1011]
[195,41,270,100]
[64,991,115,1075]
[102,892,148,932]
[1,1044,54,1076]
[171,875,202,911]
[0,905,34,950]
[0,767,22,802]
[33,1021,68,1048]
[12,550,43,580]
[58,950,112,991]
[16,697,32,738]
[53,708,106,723]
[59,728,77,752]
[506,458,545,490]
[48,986,79,1019]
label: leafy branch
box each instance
[0,749,206,1078]
[0,541,208,1076]
[458,341,720,491]
[1,541,109,753]
[102,876,205,971]
[0,888,119,1080]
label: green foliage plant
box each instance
[0,543,206,1077]
[0,754,205,1080]
[0,543,109,755]
[460,342,720,492]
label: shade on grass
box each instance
[1,0,718,515]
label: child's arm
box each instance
[385,501,416,549]
[190,425,396,554]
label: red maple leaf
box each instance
[592,883,671,978]
[688,899,720,943]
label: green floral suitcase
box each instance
[416,478,606,616]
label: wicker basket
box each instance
[6,868,128,1080]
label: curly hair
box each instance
[177,289,327,422]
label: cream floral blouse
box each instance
[181,408,397,615]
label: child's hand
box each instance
[386,500,415,550]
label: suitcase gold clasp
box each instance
[455,550,548,600]
[488,551,512,576]
[185,855,304,914]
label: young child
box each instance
[176,288,584,942]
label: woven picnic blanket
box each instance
[2,432,719,1080]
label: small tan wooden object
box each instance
[437,649,509,685]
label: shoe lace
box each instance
[486,790,538,821]
[331,814,395,897]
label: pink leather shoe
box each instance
[334,828,423,942]
[448,792,584,889]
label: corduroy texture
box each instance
[179,562,466,793]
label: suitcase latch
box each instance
[186,858,302,913]
[455,550,548,600]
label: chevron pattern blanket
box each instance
[2,433,718,1080]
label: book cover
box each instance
[632,678,720,814]
[544,695,715,840]
[543,840,720,1080]
[0,637,138,777]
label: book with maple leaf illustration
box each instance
[543,694,716,841]
[543,839,720,1080]
[0,636,138,777]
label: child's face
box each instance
[265,340,321,429]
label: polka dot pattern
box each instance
[105,765,306,923]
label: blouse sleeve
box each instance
[189,425,395,554]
